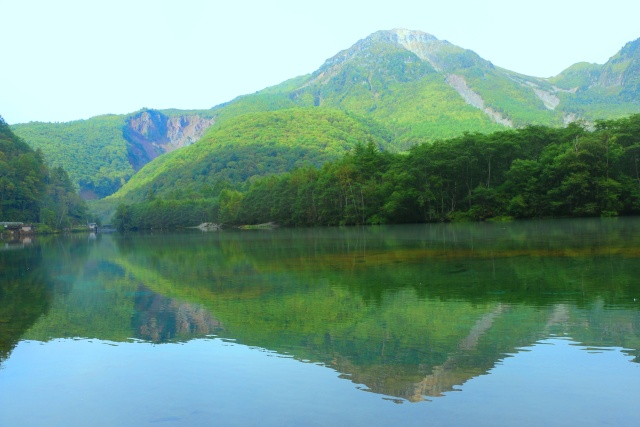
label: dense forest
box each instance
[0,116,87,230]
[11,115,135,199]
[113,113,640,230]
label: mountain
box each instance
[12,109,214,199]
[549,37,640,119]
[209,29,640,134]
[207,29,510,146]
[286,29,556,134]
[102,108,390,205]
[12,29,640,209]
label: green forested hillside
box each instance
[293,37,505,146]
[205,30,640,141]
[0,116,86,227]
[232,114,640,225]
[12,109,216,200]
[113,113,640,229]
[12,115,134,199]
[106,108,390,204]
[548,62,601,90]
[205,30,515,146]
[0,117,46,222]
[550,38,640,120]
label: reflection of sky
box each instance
[1,337,638,427]
[437,338,640,426]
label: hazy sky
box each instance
[2,0,639,124]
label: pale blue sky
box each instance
[2,0,639,124]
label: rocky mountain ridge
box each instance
[283,29,640,130]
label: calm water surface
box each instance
[1,219,639,426]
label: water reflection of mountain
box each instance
[23,237,223,344]
[330,302,636,402]
[6,219,640,402]
[133,286,223,342]
[107,220,639,401]
[0,244,50,364]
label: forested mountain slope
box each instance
[105,108,390,204]
[0,116,85,227]
[207,29,640,142]
[12,29,640,208]
[12,109,214,199]
[549,37,640,119]
[112,114,640,229]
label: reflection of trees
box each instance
[113,219,640,308]
[0,245,51,365]
[1,234,97,366]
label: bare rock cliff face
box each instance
[123,110,214,171]
[165,115,214,151]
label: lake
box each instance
[1,218,639,426]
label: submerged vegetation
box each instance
[113,113,640,230]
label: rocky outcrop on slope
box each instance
[124,109,214,171]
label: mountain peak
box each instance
[365,28,444,59]
[617,37,640,60]
[314,28,456,77]
[584,37,640,97]
[370,28,440,44]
